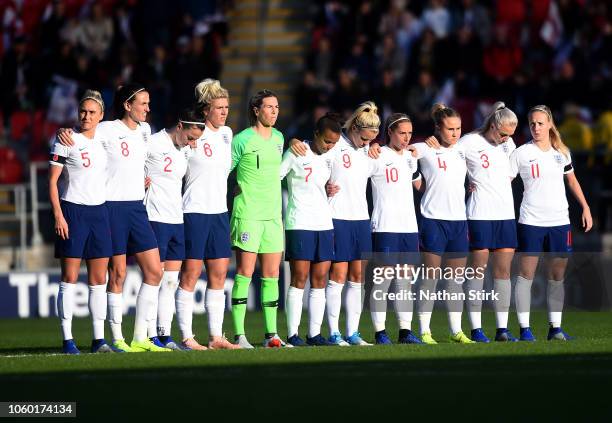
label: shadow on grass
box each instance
[0,352,610,419]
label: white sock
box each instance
[547,279,564,328]
[133,283,160,342]
[326,280,343,334]
[88,283,107,340]
[286,286,304,337]
[345,281,362,336]
[157,270,179,336]
[447,278,464,335]
[205,288,225,337]
[515,275,533,328]
[466,277,484,330]
[493,278,511,329]
[107,292,124,342]
[370,277,391,332]
[176,287,194,340]
[418,278,437,334]
[58,282,76,340]
[393,278,413,330]
[308,288,326,338]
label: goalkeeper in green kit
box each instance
[230,90,290,348]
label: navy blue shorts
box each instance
[332,219,372,262]
[419,217,469,255]
[106,201,158,256]
[150,222,185,261]
[184,212,232,260]
[372,232,420,253]
[468,219,517,250]
[55,201,113,259]
[285,229,334,262]
[517,223,572,255]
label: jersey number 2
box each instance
[164,156,172,172]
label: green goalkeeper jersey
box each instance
[231,127,284,220]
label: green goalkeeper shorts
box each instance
[230,216,284,253]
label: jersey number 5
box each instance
[81,152,90,167]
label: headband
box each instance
[387,116,410,128]
[80,96,104,112]
[125,88,145,102]
[179,120,205,126]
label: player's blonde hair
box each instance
[79,89,104,113]
[477,101,517,135]
[528,104,570,158]
[343,101,380,133]
[195,79,229,110]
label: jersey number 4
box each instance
[437,157,447,171]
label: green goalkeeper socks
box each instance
[231,274,251,335]
[261,277,279,335]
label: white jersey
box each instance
[182,125,233,214]
[414,142,467,220]
[328,133,377,220]
[460,133,516,220]
[280,142,334,231]
[144,130,192,224]
[98,119,151,201]
[50,130,108,206]
[510,141,573,226]
[370,146,421,233]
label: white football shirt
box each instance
[97,119,151,201]
[50,130,108,205]
[414,141,467,220]
[370,146,421,233]
[144,129,192,224]
[460,133,516,220]
[328,133,377,220]
[280,141,334,230]
[182,125,233,214]
[510,141,573,226]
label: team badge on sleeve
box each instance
[222,134,230,144]
[554,154,563,165]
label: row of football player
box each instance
[49,79,591,353]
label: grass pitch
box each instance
[1,311,610,420]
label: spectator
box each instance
[406,69,438,134]
[375,33,406,83]
[76,3,114,62]
[421,0,451,39]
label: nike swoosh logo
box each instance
[118,136,127,139]
[477,149,485,153]
[529,159,536,162]
[435,152,444,155]
[79,147,86,151]
[251,149,260,153]
[385,162,393,166]
[340,148,348,152]
[162,152,169,156]
[303,162,311,166]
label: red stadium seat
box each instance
[9,111,33,141]
[0,146,24,183]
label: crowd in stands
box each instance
[0,0,227,182]
[292,0,612,233]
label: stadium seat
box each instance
[9,111,33,142]
[0,147,24,183]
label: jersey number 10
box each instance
[385,167,399,183]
